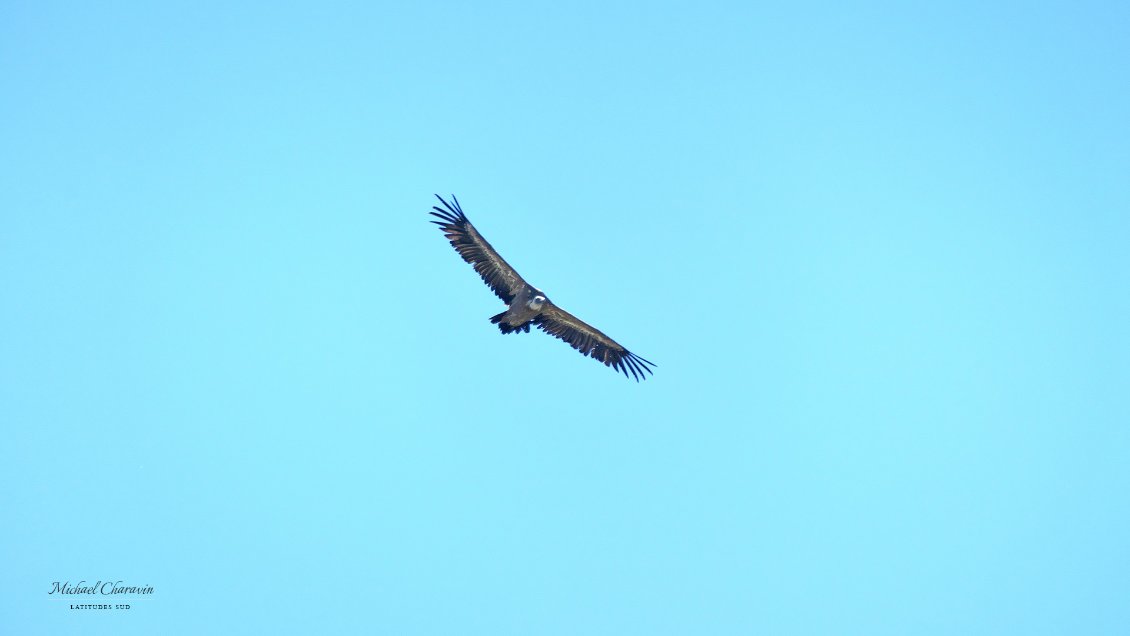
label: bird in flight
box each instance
[429,194,656,381]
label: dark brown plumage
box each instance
[430,194,656,381]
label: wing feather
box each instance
[430,194,527,304]
[534,302,656,381]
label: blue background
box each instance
[2,1,1128,634]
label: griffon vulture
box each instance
[429,194,655,381]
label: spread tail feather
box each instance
[490,312,530,334]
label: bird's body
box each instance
[493,285,545,333]
[429,194,655,380]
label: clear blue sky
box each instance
[2,1,1128,634]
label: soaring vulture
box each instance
[429,194,656,381]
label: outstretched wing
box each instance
[429,194,528,304]
[534,302,656,381]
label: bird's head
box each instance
[527,294,547,311]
